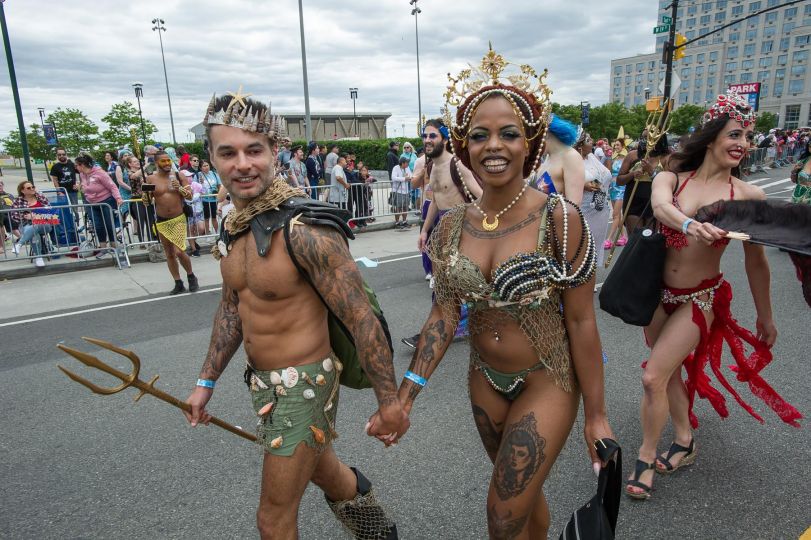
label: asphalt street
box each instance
[1,166,809,539]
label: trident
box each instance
[57,337,258,443]
[604,99,673,268]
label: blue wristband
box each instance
[681,218,694,234]
[404,370,427,387]
[196,378,216,389]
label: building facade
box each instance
[610,0,811,129]
[189,112,391,142]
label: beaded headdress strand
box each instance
[702,89,756,128]
[203,85,287,140]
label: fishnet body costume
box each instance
[427,196,596,392]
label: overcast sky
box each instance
[0,0,657,143]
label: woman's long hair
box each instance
[669,117,741,178]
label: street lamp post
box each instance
[151,18,177,145]
[132,83,148,147]
[36,107,49,177]
[410,0,422,130]
[349,88,358,138]
[1,0,33,182]
[297,0,313,143]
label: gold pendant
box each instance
[482,215,499,231]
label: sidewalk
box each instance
[0,223,422,322]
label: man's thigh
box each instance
[259,442,321,512]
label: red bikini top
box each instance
[661,171,733,250]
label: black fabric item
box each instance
[559,439,622,540]
[599,226,666,326]
[695,199,811,256]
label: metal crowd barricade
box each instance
[304,180,417,227]
[0,201,129,270]
[741,147,768,174]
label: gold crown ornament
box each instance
[203,85,287,139]
[443,43,553,141]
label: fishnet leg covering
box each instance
[325,467,398,540]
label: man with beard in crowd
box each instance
[401,118,482,349]
[49,147,79,224]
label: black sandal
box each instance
[625,459,655,500]
[656,439,696,475]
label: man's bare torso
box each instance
[429,157,466,211]
[148,171,186,219]
[220,226,331,370]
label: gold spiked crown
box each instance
[203,86,287,140]
[443,44,553,134]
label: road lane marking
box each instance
[758,178,792,189]
[0,287,221,328]
[1,255,424,328]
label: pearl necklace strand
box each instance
[470,179,529,231]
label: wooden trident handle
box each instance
[57,337,257,443]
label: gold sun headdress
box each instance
[203,85,287,141]
[443,44,554,173]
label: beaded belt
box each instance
[661,280,723,313]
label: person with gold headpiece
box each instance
[625,91,802,501]
[369,47,615,538]
[183,89,406,539]
[141,150,198,295]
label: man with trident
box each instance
[183,89,408,539]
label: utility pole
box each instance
[410,0,422,131]
[662,0,679,109]
[297,0,313,143]
[151,18,177,145]
[1,0,33,182]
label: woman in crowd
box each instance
[576,131,612,266]
[605,139,628,249]
[75,152,123,257]
[790,138,811,205]
[530,115,584,205]
[373,49,614,538]
[122,155,153,245]
[198,159,222,235]
[615,132,671,232]
[390,156,412,229]
[115,151,133,222]
[10,180,52,267]
[625,92,802,501]
[183,169,205,257]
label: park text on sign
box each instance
[728,82,761,111]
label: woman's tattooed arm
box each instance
[199,285,243,380]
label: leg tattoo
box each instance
[487,505,528,540]
[472,404,502,461]
[493,413,546,501]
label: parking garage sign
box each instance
[727,82,761,111]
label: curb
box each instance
[0,216,420,281]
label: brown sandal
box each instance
[625,459,655,500]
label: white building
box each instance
[610,0,811,129]
[189,112,391,142]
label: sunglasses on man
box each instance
[421,133,440,140]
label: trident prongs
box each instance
[56,337,258,443]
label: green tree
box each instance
[668,104,705,135]
[45,107,99,155]
[101,101,157,148]
[0,125,51,160]
[755,111,778,133]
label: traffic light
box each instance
[673,34,687,60]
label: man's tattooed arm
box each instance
[199,285,243,380]
[290,225,399,405]
[398,305,454,412]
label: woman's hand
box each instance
[755,317,778,346]
[584,414,615,472]
[689,221,726,245]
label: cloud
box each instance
[0,0,656,143]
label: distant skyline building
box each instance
[189,112,391,142]
[610,1,811,129]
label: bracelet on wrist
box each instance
[196,378,216,389]
[404,370,427,387]
[681,217,695,234]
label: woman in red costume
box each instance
[625,91,803,500]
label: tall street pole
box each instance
[132,83,148,148]
[662,0,679,110]
[297,0,313,143]
[1,1,33,182]
[349,88,358,138]
[152,18,177,145]
[410,0,422,131]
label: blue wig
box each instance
[547,114,578,147]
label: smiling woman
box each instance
[397,47,615,539]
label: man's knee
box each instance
[256,501,298,538]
